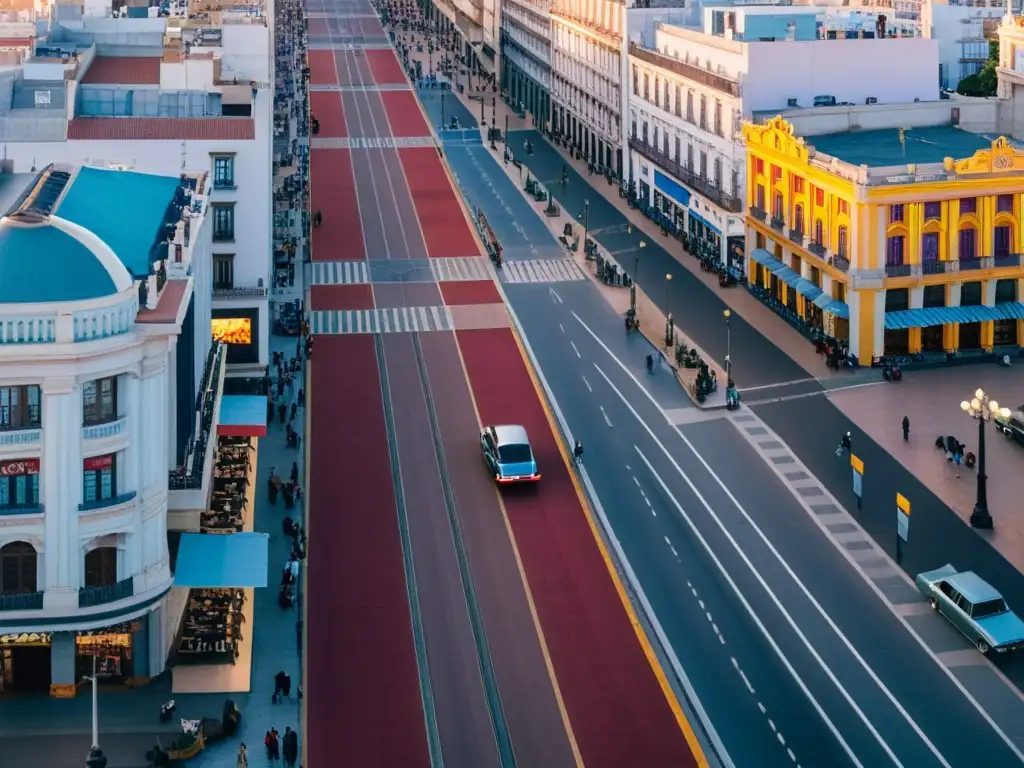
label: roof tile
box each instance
[81,56,161,85]
[67,118,256,141]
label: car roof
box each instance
[492,424,529,445]
[947,571,1003,603]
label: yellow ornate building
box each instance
[742,116,1024,364]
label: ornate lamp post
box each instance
[664,273,674,347]
[960,388,1001,529]
[724,309,732,383]
[84,656,107,768]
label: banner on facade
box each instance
[0,458,40,476]
[84,454,114,471]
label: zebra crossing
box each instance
[310,261,370,285]
[310,136,436,150]
[430,256,493,282]
[500,258,586,285]
[309,306,453,334]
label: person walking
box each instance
[273,670,288,703]
[236,743,248,768]
[290,461,299,484]
[283,727,299,768]
[902,415,910,442]
[573,440,584,464]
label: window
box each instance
[83,377,117,426]
[214,254,235,289]
[889,204,904,223]
[959,197,977,216]
[997,194,1014,214]
[687,144,694,170]
[772,192,784,219]
[814,188,824,207]
[922,232,940,261]
[674,84,681,117]
[686,91,694,122]
[886,235,905,266]
[674,135,681,162]
[792,177,805,195]
[630,120,636,139]
[0,385,41,431]
[714,100,723,136]
[642,122,648,143]
[653,127,659,151]
[83,454,116,505]
[923,284,946,307]
[755,185,765,210]
[699,95,707,130]
[771,165,782,182]
[84,547,118,588]
[643,74,649,100]
[794,204,805,234]
[632,65,638,94]
[663,132,669,157]
[713,157,722,190]
[664,81,669,111]
[814,219,824,245]
[0,542,36,594]
[959,227,977,260]
[837,200,848,215]
[924,201,941,220]
[213,155,235,189]
[0,460,39,510]
[837,226,848,258]
[994,226,1012,258]
[213,203,235,242]
[995,278,1018,303]
[700,151,708,180]
[654,77,660,107]
[961,281,983,306]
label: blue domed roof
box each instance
[0,215,134,305]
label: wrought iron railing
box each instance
[995,253,1022,268]
[749,206,766,222]
[0,590,44,611]
[169,342,225,490]
[628,137,742,213]
[629,43,740,97]
[79,490,137,513]
[885,263,913,278]
[79,577,135,608]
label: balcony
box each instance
[994,253,1022,269]
[169,342,226,491]
[959,257,983,272]
[886,263,913,278]
[923,260,953,275]
[82,416,127,441]
[770,216,785,232]
[0,427,41,448]
[79,490,137,513]
[0,503,43,517]
[830,255,851,272]
[788,228,805,246]
[0,591,44,611]
[627,137,743,213]
[749,206,766,222]
[629,43,740,97]
[79,577,134,608]
[807,241,827,259]
[212,284,269,300]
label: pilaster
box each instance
[42,377,81,603]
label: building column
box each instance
[130,617,151,684]
[50,632,77,698]
[139,354,172,594]
[944,282,961,350]
[42,378,82,611]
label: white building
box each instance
[500,0,552,125]
[0,0,274,377]
[0,163,223,695]
[550,0,630,174]
[921,0,1005,91]
[627,5,939,269]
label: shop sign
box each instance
[0,459,40,476]
[0,632,51,646]
[84,454,114,471]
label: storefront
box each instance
[0,458,40,512]
[212,308,260,366]
[75,623,137,685]
[687,209,722,262]
[652,170,688,237]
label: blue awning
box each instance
[885,303,1024,330]
[174,532,269,588]
[687,208,722,238]
[812,292,834,310]
[823,300,850,320]
[654,170,690,207]
[218,395,268,438]
[752,249,848,317]
[750,248,778,268]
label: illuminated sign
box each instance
[212,317,253,346]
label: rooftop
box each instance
[807,126,997,168]
[66,117,256,141]
[80,56,161,85]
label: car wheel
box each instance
[929,598,938,611]
[977,639,990,655]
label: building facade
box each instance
[550,0,626,174]
[0,163,219,695]
[500,0,552,124]
[0,2,274,376]
[743,116,1024,364]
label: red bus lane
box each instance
[455,327,700,768]
[306,334,430,767]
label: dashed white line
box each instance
[663,535,672,546]
[600,405,613,427]
[644,497,652,507]
[633,476,641,488]
[570,340,581,359]
[769,719,777,732]
[549,287,563,304]
[698,600,705,610]
[788,749,796,762]
[706,611,713,623]
[670,545,678,557]
[778,733,786,746]
[559,323,565,333]
[758,702,767,714]
[581,375,593,392]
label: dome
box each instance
[0,213,134,305]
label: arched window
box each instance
[794,204,805,234]
[85,546,118,588]
[814,219,824,245]
[959,226,978,261]
[837,226,848,259]
[773,192,784,220]
[0,541,37,594]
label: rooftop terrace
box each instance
[806,126,999,168]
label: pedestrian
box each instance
[264,729,277,761]
[645,354,654,373]
[902,415,910,441]
[282,672,292,698]
[290,461,299,484]
[278,402,287,424]
[297,388,304,405]
[290,401,298,422]
[237,743,248,768]
[273,670,287,703]
[573,440,584,464]
[283,727,299,768]
[296,619,303,654]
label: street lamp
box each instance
[664,273,674,347]
[724,309,732,383]
[578,199,590,256]
[960,388,1000,529]
[630,240,646,313]
[84,655,107,768]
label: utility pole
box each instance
[85,656,107,768]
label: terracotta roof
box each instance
[67,118,256,141]
[81,56,161,85]
[0,38,31,48]
[137,279,188,325]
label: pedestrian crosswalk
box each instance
[310,261,370,285]
[500,258,586,284]
[429,257,493,282]
[309,306,454,334]
[310,136,436,150]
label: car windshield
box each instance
[498,443,532,464]
[973,599,1009,619]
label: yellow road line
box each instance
[449,329,585,768]
[508,326,711,768]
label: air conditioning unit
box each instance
[865,96,878,104]
[787,97,798,107]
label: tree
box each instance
[957,40,999,97]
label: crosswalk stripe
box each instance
[309,307,463,335]
[501,258,586,284]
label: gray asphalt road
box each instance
[506,280,1023,767]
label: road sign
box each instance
[851,454,863,510]
[896,493,911,542]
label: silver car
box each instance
[916,565,1024,654]
[479,424,540,484]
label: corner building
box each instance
[0,164,214,695]
[743,117,1024,364]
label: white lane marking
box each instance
[644,497,652,507]
[570,340,581,359]
[633,476,641,487]
[549,287,564,304]
[759,702,767,714]
[769,720,777,732]
[600,405,613,427]
[498,291,735,767]
[670,545,678,557]
[582,375,592,392]
[664,536,672,546]
[578,313,959,768]
[738,378,817,393]
[629,443,864,768]
[559,323,565,333]
[788,749,796,762]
